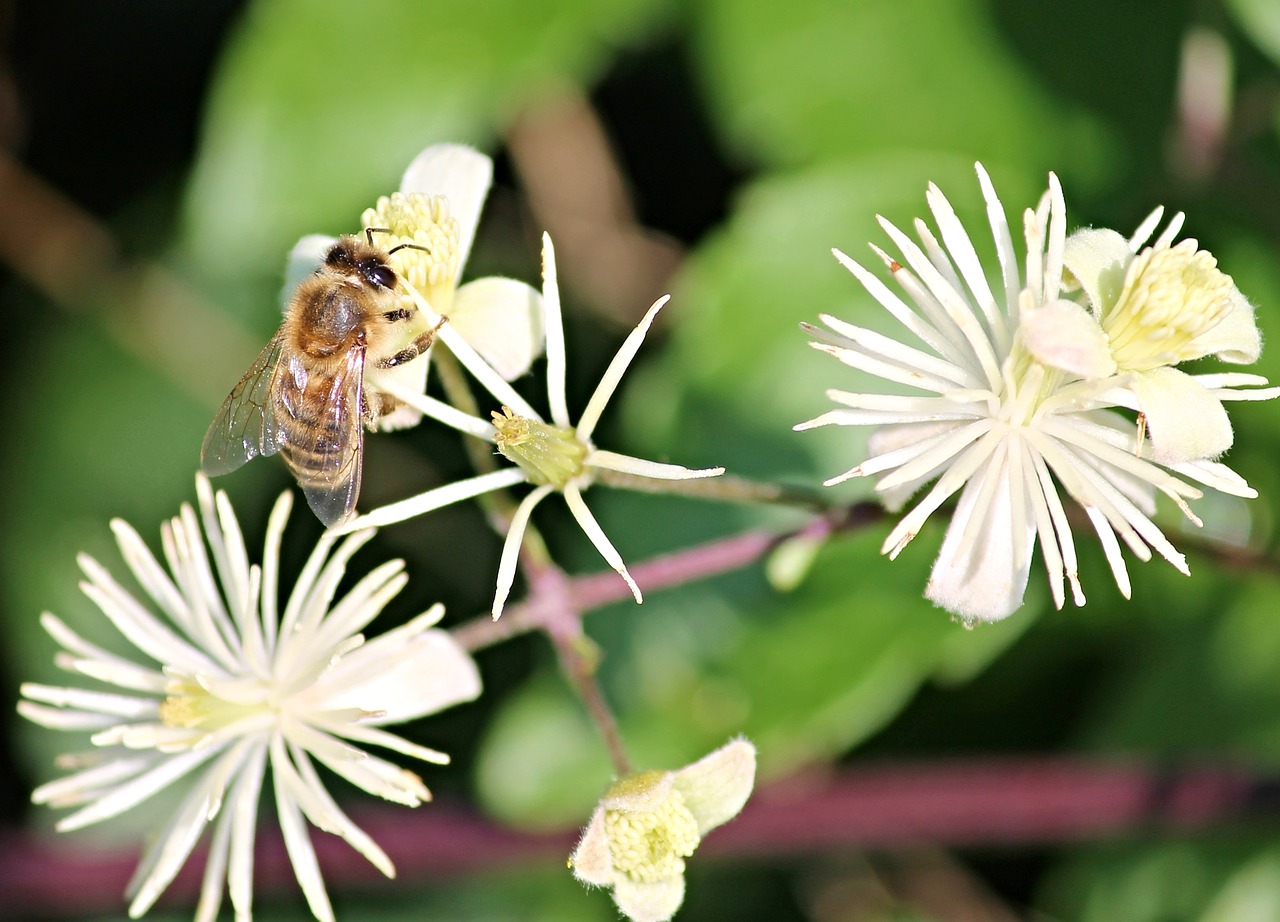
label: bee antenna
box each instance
[363,226,393,246]
[387,242,431,256]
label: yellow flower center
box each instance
[603,783,701,883]
[158,676,268,733]
[361,192,461,311]
[491,407,588,488]
[1103,239,1234,371]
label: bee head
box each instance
[325,237,399,291]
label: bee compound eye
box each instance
[367,264,397,289]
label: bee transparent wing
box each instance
[201,332,287,476]
[289,346,366,528]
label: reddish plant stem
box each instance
[2,756,1266,918]
[525,563,633,776]
[451,502,880,652]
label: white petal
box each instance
[542,232,571,428]
[1061,227,1130,315]
[273,750,335,922]
[613,875,686,922]
[294,748,396,878]
[586,450,724,481]
[924,447,1033,622]
[20,682,158,720]
[569,807,616,885]
[195,793,234,922]
[401,277,542,420]
[1131,367,1233,463]
[578,295,670,442]
[1020,300,1117,377]
[227,741,269,921]
[452,277,545,380]
[399,143,493,270]
[371,370,499,441]
[127,740,254,917]
[333,467,526,535]
[31,754,152,807]
[564,486,642,603]
[316,627,481,723]
[57,746,220,831]
[282,234,337,310]
[493,484,554,619]
[671,739,757,834]
[1194,287,1262,363]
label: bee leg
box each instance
[363,391,401,427]
[377,315,448,368]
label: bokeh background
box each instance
[6,1,1280,920]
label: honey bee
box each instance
[201,229,445,527]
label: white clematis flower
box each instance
[285,143,545,431]
[18,474,481,922]
[570,740,756,922]
[333,233,724,619]
[1037,210,1280,463]
[798,165,1268,623]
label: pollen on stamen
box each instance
[1103,240,1235,371]
[362,192,461,308]
[603,788,701,884]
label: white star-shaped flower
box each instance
[334,233,724,619]
[798,165,1269,622]
[18,475,481,922]
[570,740,756,922]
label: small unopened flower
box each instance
[335,233,724,619]
[18,475,481,922]
[1034,211,1279,463]
[797,165,1272,622]
[570,740,756,922]
[287,143,545,430]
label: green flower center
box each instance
[491,407,589,488]
[603,785,701,883]
[1103,240,1234,371]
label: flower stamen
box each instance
[491,406,589,488]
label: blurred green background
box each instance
[6,0,1280,920]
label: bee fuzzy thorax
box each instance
[202,231,442,527]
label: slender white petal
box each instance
[493,484,554,619]
[587,450,724,481]
[543,232,571,428]
[400,276,541,420]
[578,296,670,441]
[336,466,528,534]
[373,372,499,441]
[564,485,642,603]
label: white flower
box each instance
[18,475,481,922]
[1033,210,1280,464]
[334,233,724,619]
[570,740,756,922]
[797,165,1266,623]
[286,143,545,430]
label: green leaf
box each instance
[1226,0,1280,68]
[691,0,1108,172]
[181,0,670,280]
